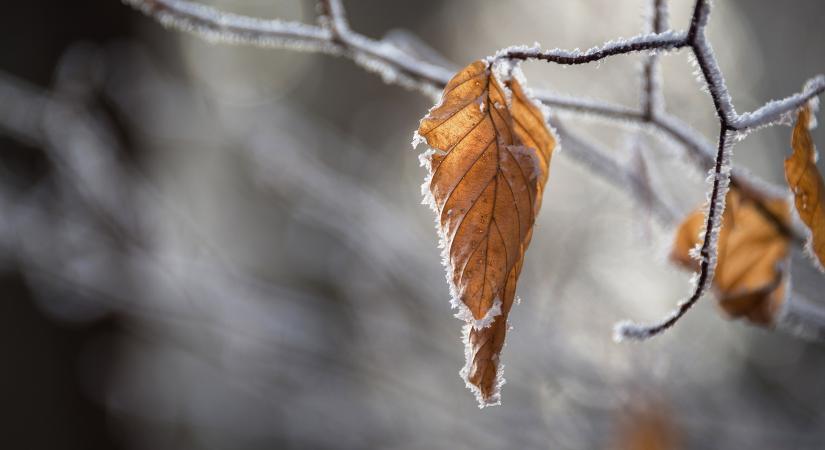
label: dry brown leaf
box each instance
[416,60,555,406]
[671,189,791,325]
[785,104,825,270]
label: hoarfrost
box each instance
[490,30,686,65]
[489,59,515,106]
[459,323,506,408]
[124,0,341,53]
[411,130,426,149]
[732,75,824,131]
[614,129,734,342]
[488,42,542,62]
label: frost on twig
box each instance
[122,0,452,98]
[496,30,688,65]
[120,0,825,343]
[733,75,825,131]
[616,127,734,341]
[123,0,338,51]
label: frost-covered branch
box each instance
[616,128,732,340]
[616,0,736,340]
[616,2,723,340]
[120,0,825,340]
[123,0,453,97]
[497,30,688,65]
[688,0,736,126]
[535,89,793,210]
[121,0,825,136]
[123,0,336,50]
[732,76,825,131]
[122,0,823,174]
[616,0,810,339]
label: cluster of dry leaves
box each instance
[415,60,823,407]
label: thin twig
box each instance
[498,30,688,65]
[122,0,799,212]
[616,127,731,340]
[616,0,737,339]
[733,76,825,130]
[641,0,667,118]
[537,91,793,208]
[122,0,822,132]
[126,0,336,48]
[122,0,811,217]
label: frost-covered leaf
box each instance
[415,60,555,406]
[785,104,825,270]
[671,190,791,325]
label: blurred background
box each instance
[1,1,825,449]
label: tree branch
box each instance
[122,0,821,134]
[616,127,731,340]
[536,91,796,235]
[615,0,737,340]
[688,0,736,127]
[732,76,825,130]
[497,30,688,65]
[125,0,336,49]
[121,0,825,340]
[123,0,453,98]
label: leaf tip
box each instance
[459,324,506,408]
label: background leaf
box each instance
[785,104,825,270]
[671,190,791,325]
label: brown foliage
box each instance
[417,60,555,405]
[785,105,825,270]
[671,190,791,325]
